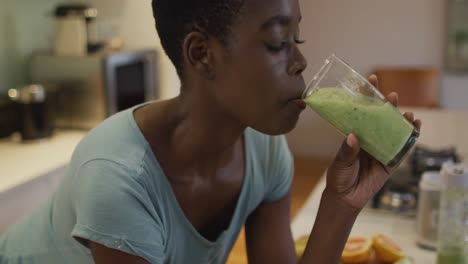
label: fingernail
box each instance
[347,136,353,148]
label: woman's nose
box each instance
[288,46,308,76]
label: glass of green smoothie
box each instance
[302,54,419,168]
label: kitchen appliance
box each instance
[377,169,418,215]
[53,4,100,56]
[416,171,442,250]
[0,95,18,138]
[8,84,55,140]
[30,50,159,130]
[372,146,461,214]
[410,146,460,177]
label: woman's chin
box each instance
[253,116,300,136]
[278,119,300,135]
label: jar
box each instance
[437,162,468,264]
[416,171,442,250]
[8,84,54,140]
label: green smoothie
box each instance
[304,87,415,166]
[437,252,468,264]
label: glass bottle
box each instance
[437,162,468,264]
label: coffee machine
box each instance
[53,4,102,56]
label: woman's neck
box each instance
[167,89,246,168]
[135,85,246,178]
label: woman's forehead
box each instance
[237,0,301,32]
[243,0,301,22]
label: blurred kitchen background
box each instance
[0,0,467,263]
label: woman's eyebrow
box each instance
[260,15,291,30]
[259,15,302,31]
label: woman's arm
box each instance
[90,241,151,264]
[245,192,297,264]
[299,190,359,264]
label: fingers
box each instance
[334,134,361,168]
[368,74,379,88]
[387,92,399,107]
[367,75,399,108]
[403,112,414,122]
[414,119,422,130]
[347,134,360,153]
[403,112,422,130]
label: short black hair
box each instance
[152,0,245,77]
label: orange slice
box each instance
[294,235,309,259]
[372,234,405,263]
[341,236,373,263]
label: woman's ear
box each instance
[182,32,216,80]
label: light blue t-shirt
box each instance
[0,103,293,264]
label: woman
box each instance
[0,0,421,263]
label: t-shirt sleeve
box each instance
[263,135,294,202]
[70,159,166,263]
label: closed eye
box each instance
[265,38,306,53]
[294,38,306,44]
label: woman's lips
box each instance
[290,99,306,110]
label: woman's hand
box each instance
[324,75,422,211]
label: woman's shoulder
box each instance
[70,108,155,176]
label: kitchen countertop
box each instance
[0,131,87,193]
[291,175,437,263]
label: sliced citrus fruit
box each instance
[341,236,373,263]
[372,234,405,263]
[394,257,414,264]
[294,235,309,259]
